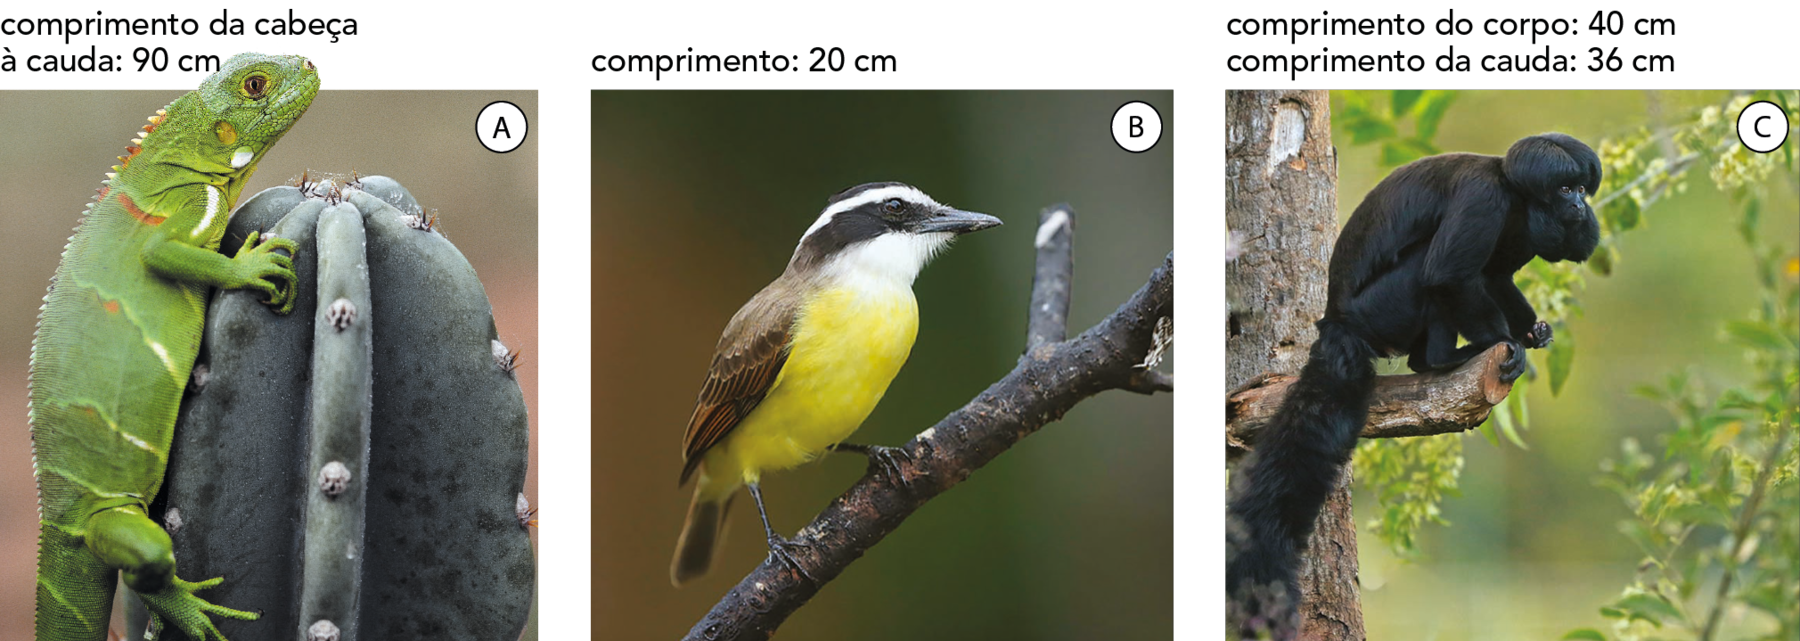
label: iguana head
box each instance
[138,53,319,196]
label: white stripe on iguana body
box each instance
[192,185,222,239]
[146,340,180,378]
[230,147,253,169]
[113,429,155,453]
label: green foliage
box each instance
[1516,258,1587,396]
[1567,92,1800,641]
[1352,435,1464,557]
[1333,90,1459,167]
[1483,384,1531,449]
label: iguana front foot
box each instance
[137,576,259,641]
[229,231,300,314]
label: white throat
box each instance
[820,232,953,290]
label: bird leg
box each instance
[746,483,815,584]
[831,442,914,492]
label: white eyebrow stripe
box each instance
[798,185,940,243]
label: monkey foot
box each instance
[1524,320,1554,349]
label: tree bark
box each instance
[1224,90,1364,641]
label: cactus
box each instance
[130,176,535,640]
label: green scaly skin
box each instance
[30,53,318,641]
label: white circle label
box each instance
[1111,101,1163,153]
[1737,100,1788,154]
[477,101,529,154]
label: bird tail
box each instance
[671,472,735,587]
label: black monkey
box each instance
[1226,133,1601,636]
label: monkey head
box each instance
[1504,133,1602,262]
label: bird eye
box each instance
[882,199,904,214]
[244,74,268,99]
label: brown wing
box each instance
[679,281,801,485]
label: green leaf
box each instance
[1345,115,1398,145]
[1549,326,1575,396]
[1390,90,1424,117]
[1476,413,1501,446]
[1562,629,1607,641]
[1381,138,1437,167]
[1413,91,1459,140]
[1722,320,1792,352]
[1739,197,1761,245]
[1616,592,1685,624]
[1612,197,1642,231]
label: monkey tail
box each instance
[1226,319,1377,636]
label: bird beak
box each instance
[918,208,1003,234]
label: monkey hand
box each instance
[1498,340,1528,383]
[1523,320,1554,349]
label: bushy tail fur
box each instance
[1226,320,1376,637]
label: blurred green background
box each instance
[591,91,1174,639]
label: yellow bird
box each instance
[671,182,1001,585]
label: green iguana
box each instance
[30,53,318,641]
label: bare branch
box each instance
[1026,204,1075,350]
[1226,344,1517,454]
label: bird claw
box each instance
[833,443,914,492]
[765,535,817,585]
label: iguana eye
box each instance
[244,74,268,99]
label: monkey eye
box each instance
[882,199,905,215]
[1577,185,1586,195]
[1559,186,1572,195]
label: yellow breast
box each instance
[715,283,918,484]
